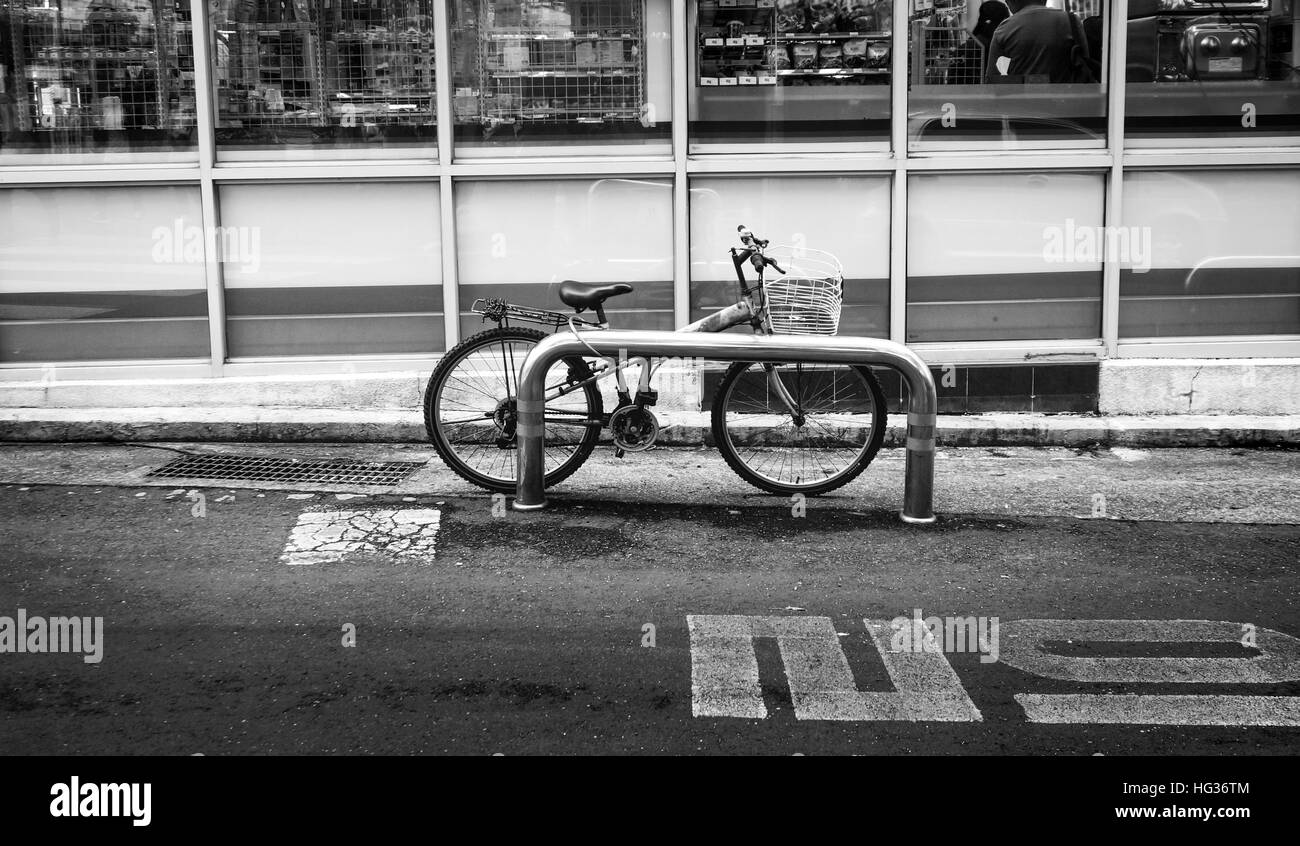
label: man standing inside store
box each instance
[983,0,1075,84]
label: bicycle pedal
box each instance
[614,447,626,459]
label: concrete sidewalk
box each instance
[0,442,1296,524]
[1,406,1296,447]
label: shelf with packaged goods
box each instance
[486,33,640,40]
[488,68,640,78]
[773,31,891,41]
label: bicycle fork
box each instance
[679,299,805,425]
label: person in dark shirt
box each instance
[947,1,1011,85]
[984,0,1074,84]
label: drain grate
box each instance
[146,454,424,486]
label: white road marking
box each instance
[1001,619,1300,725]
[1015,694,1300,726]
[281,508,440,566]
[1000,619,1300,683]
[688,615,982,722]
[1109,447,1149,462]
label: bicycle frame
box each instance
[469,241,809,432]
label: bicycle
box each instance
[422,225,887,496]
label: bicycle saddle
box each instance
[557,280,633,312]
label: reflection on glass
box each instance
[1124,0,1300,144]
[0,0,197,161]
[220,182,443,356]
[908,0,1107,149]
[907,171,1104,342]
[689,176,890,336]
[451,0,671,156]
[211,0,437,156]
[690,0,892,150]
[1120,170,1300,337]
[455,179,674,331]
[0,185,209,361]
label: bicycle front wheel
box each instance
[710,361,887,496]
[424,327,603,492]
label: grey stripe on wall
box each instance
[224,285,443,317]
[224,284,445,357]
[907,271,1102,342]
[1120,266,1300,337]
[0,290,208,320]
[691,278,889,339]
[458,281,674,339]
[0,289,210,363]
[227,314,444,358]
[1,319,210,363]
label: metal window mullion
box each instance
[890,0,909,347]
[673,0,690,328]
[434,0,459,352]
[1102,0,1130,359]
[191,0,225,376]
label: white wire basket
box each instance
[759,246,844,336]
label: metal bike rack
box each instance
[513,331,939,524]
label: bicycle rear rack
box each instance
[512,331,939,524]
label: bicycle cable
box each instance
[565,316,668,382]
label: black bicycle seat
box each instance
[557,280,633,311]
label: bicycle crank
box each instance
[609,405,659,452]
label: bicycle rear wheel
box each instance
[424,327,603,492]
[710,361,887,496]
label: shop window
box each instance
[689,176,890,336]
[689,0,892,151]
[220,182,442,356]
[0,185,208,362]
[1125,0,1300,144]
[211,0,438,159]
[907,0,1107,150]
[450,0,672,157]
[454,178,673,333]
[907,171,1104,341]
[0,1,197,163]
[1120,170,1300,337]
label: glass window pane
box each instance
[220,182,443,356]
[455,178,673,332]
[451,0,671,157]
[907,171,1103,341]
[907,0,1107,151]
[0,1,198,163]
[1124,1,1300,145]
[1121,170,1300,337]
[0,185,208,362]
[689,176,890,337]
[212,1,438,160]
[689,0,892,151]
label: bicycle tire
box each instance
[424,326,602,492]
[710,361,887,496]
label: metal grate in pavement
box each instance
[146,454,424,486]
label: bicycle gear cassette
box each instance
[609,406,659,452]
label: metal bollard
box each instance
[514,331,938,524]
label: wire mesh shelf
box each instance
[474,0,646,127]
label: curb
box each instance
[1,409,1296,448]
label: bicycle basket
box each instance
[759,246,844,336]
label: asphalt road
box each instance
[0,444,1297,755]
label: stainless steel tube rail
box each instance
[513,330,939,524]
